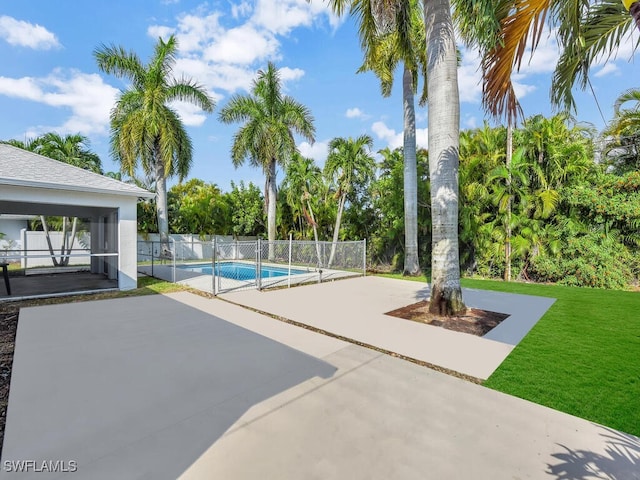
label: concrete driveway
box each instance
[1,291,638,479]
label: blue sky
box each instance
[0,1,638,191]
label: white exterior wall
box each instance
[0,218,27,250]
[118,200,138,290]
[1,184,143,291]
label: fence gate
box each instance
[212,239,260,294]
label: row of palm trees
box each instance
[9,1,635,314]
[340,0,639,313]
[134,108,637,290]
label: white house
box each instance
[0,144,153,291]
[0,214,34,250]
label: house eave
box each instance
[0,178,155,199]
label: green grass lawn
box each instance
[377,273,640,437]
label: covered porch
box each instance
[0,143,152,300]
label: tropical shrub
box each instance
[530,233,635,289]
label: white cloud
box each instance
[153,12,224,54]
[0,15,60,50]
[278,66,305,82]
[175,57,254,94]
[456,25,557,107]
[204,25,279,65]
[346,107,366,119]
[512,74,538,99]
[0,69,118,136]
[0,76,42,100]
[170,101,210,126]
[148,25,176,40]
[252,0,337,35]
[146,1,338,98]
[594,63,620,78]
[458,48,483,104]
[232,2,253,19]
[372,121,403,149]
[298,140,328,166]
[517,28,560,76]
[371,121,428,150]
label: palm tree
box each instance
[421,0,467,314]
[624,0,640,30]
[355,0,427,276]
[460,0,638,122]
[458,124,505,273]
[283,154,324,264]
[325,135,375,267]
[1,138,40,152]
[34,132,103,174]
[218,62,316,259]
[3,133,104,266]
[602,88,640,173]
[327,0,465,314]
[94,35,215,252]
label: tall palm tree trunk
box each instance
[267,159,277,260]
[505,123,513,282]
[154,159,171,256]
[306,200,323,267]
[59,216,78,267]
[425,0,466,315]
[403,64,421,276]
[328,193,346,267]
[40,216,59,267]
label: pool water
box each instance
[178,261,308,281]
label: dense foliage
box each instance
[138,179,266,239]
[135,113,639,290]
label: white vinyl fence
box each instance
[18,230,92,268]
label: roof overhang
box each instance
[0,178,155,199]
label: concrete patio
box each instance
[1,290,638,479]
[0,271,118,300]
[221,276,556,380]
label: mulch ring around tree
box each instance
[385,301,509,337]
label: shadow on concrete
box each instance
[547,426,640,479]
[411,285,430,302]
[1,295,336,479]
[0,272,117,300]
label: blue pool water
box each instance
[178,261,307,281]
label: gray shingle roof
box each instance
[0,144,153,198]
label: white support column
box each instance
[118,201,138,290]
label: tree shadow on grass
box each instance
[547,426,640,479]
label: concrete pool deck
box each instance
[138,262,360,294]
[221,276,556,380]
[2,291,637,479]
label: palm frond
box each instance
[167,79,215,112]
[481,0,551,122]
[94,44,146,87]
[551,2,635,112]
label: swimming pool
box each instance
[177,261,308,281]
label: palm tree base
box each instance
[428,282,466,316]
